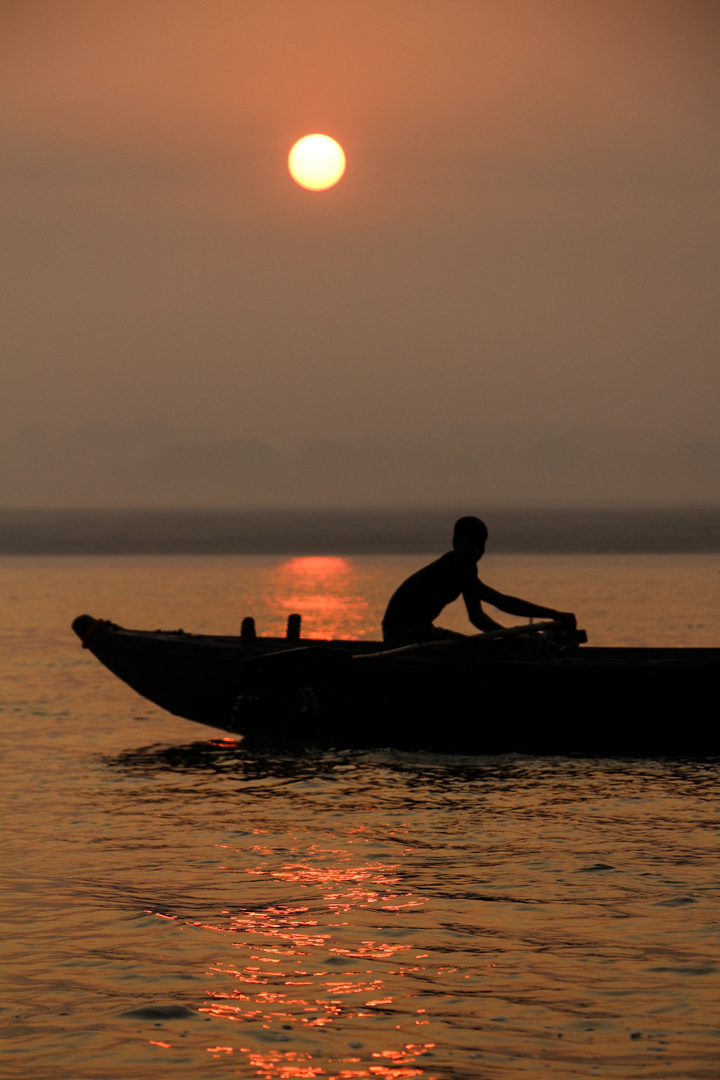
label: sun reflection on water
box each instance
[263,557,371,639]
[144,836,439,1078]
[200,1044,437,1079]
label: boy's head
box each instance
[452,516,488,557]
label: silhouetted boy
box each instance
[382,516,576,647]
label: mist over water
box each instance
[2,507,720,556]
[3,424,720,509]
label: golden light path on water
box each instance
[151,836,436,1077]
[265,557,370,640]
[0,554,719,1078]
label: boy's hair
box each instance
[452,516,488,546]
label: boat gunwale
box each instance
[73,616,720,666]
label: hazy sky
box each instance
[1,0,719,505]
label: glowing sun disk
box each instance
[288,134,346,191]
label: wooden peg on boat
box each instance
[286,613,301,642]
[241,616,256,641]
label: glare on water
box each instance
[0,555,719,1079]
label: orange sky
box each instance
[1,1,719,505]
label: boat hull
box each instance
[72,614,719,755]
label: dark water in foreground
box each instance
[1,556,719,1078]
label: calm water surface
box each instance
[1,555,719,1078]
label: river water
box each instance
[1,554,719,1078]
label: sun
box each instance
[288,134,346,191]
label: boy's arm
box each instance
[468,579,576,627]
[462,586,505,631]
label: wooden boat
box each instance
[72,613,719,755]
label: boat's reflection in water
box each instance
[108,739,562,786]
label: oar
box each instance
[355,620,583,662]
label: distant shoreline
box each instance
[1,508,719,555]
